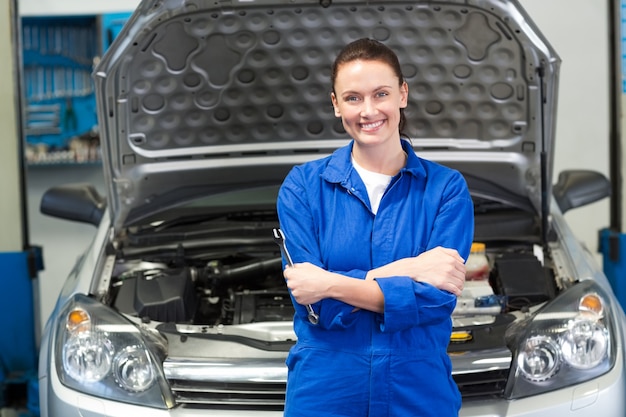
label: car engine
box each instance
[109,241,556,327]
[111,251,294,326]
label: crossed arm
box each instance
[283,246,466,314]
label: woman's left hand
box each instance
[366,247,466,296]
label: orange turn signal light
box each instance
[579,293,604,318]
[66,308,91,332]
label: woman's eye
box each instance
[376,91,389,98]
[345,96,360,102]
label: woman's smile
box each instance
[360,119,386,132]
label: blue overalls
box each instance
[277,139,474,417]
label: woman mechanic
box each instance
[276,38,474,417]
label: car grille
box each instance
[165,364,509,409]
[455,369,509,398]
[169,380,286,410]
[163,357,288,411]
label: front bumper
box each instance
[461,349,625,417]
[41,349,625,417]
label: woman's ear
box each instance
[400,81,409,109]
[330,92,341,117]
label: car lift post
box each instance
[0,1,42,415]
[599,0,626,310]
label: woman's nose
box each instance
[360,98,377,117]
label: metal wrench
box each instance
[272,228,319,325]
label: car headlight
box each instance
[54,294,175,408]
[507,280,615,399]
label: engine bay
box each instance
[108,238,557,327]
[111,249,294,325]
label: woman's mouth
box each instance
[359,120,385,131]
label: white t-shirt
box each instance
[352,156,393,215]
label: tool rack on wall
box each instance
[21,13,131,166]
[22,16,99,165]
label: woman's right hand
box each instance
[366,247,466,296]
[283,262,333,306]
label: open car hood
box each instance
[94,0,560,231]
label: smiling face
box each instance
[331,59,408,151]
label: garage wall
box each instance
[18,0,140,16]
[0,0,23,252]
[19,0,613,333]
[521,0,611,262]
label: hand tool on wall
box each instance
[63,97,77,132]
[272,228,319,325]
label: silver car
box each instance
[38,0,625,416]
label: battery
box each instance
[492,252,555,306]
